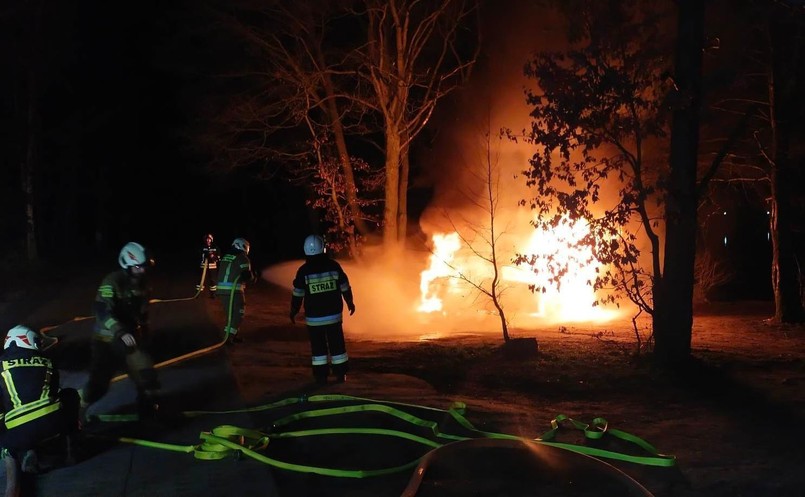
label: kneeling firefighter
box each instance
[81,242,160,419]
[1,325,80,473]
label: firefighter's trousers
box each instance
[217,289,245,336]
[83,337,159,405]
[0,388,80,459]
[307,322,349,380]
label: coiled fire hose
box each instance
[91,394,676,477]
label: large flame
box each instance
[417,233,462,313]
[418,217,618,324]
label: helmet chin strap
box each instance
[127,267,146,279]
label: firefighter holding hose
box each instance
[216,237,255,345]
[81,242,160,421]
[196,233,220,298]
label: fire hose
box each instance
[33,271,675,483]
[39,262,211,335]
[90,394,675,477]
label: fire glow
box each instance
[417,218,619,324]
[262,219,622,341]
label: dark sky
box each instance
[1,0,310,268]
[0,0,780,299]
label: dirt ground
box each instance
[227,281,805,497]
[3,265,804,496]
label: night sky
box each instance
[1,1,311,269]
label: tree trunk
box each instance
[22,44,38,262]
[768,14,805,323]
[397,142,409,242]
[654,0,704,367]
[318,63,371,237]
[383,129,401,248]
[769,172,803,322]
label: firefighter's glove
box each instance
[120,333,137,348]
[289,312,296,325]
[348,303,356,316]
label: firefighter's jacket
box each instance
[217,250,253,294]
[0,345,61,431]
[200,243,220,269]
[291,254,354,326]
[92,270,150,342]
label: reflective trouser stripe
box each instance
[311,355,328,366]
[4,401,60,429]
[305,314,342,326]
[331,353,349,365]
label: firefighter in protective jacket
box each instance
[290,235,355,384]
[216,237,255,345]
[196,233,219,298]
[1,325,80,473]
[82,242,160,419]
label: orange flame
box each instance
[418,217,619,324]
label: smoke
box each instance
[261,247,441,341]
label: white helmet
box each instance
[5,325,43,351]
[304,235,325,256]
[118,242,150,269]
[232,238,250,254]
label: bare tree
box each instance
[693,248,733,303]
[207,0,480,251]
[208,0,376,246]
[436,127,512,342]
[764,3,805,323]
[8,0,43,262]
[303,143,384,257]
[360,0,480,249]
[701,0,805,323]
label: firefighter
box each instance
[216,237,255,345]
[81,242,160,421]
[1,325,80,474]
[196,233,220,298]
[289,235,356,385]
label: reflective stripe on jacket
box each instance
[92,270,150,341]
[200,245,220,269]
[291,254,354,326]
[0,346,61,430]
[217,251,252,293]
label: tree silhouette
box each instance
[510,2,674,355]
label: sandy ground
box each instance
[225,279,805,497]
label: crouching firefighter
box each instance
[290,235,356,385]
[81,242,160,421]
[1,325,80,474]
